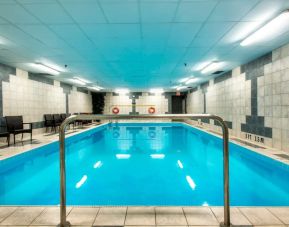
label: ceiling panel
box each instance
[20,2,73,24]
[196,22,235,40]
[142,24,171,39]
[20,24,68,48]
[167,23,202,47]
[49,24,87,40]
[80,24,113,38]
[207,0,259,21]
[0,0,289,90]
[174,0,218,22]
[140,1,178,23]
[60,1,107,23]
[0,4,40,24]
[100,0,139,23]
[242,0,289,22]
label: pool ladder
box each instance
[58,114,231,227]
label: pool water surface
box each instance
[0,123,289,206]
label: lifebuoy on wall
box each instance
[148,107,155,114]
[112,107,120,114]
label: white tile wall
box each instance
[69,87,92,114]
[104,93,131,114]
[3,74,65,123]
[186,42,289,153]
[2,68,93,133]
[136,93,168,114]
[103,92,169,114]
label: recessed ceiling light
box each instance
[176,86,187,91]
[185,78,198,85]
[193,62,211,71]
[150,88,164,94]
[201,62,223,74]
[88,86,103,91]
[179,77,190,83]
[29,63,60,75]
[75,77,90,84]
[241,9,289,46]
[68,78,86,86]
[115,88,129,95]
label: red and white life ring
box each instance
[148,107,155,114]
[112,107,120,114]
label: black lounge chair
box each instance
[60,113,74,129]
[60,113,67,122]
[5,116,32,144]
[44,114,55,132]
[0,126,10,146]
[53,114,64,133]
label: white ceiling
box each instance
[1,0,289,91]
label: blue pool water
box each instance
[0,123,289,206]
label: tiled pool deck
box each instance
[0,122,288,227]
[0,206,289,226]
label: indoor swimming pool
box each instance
[0,123,288,206]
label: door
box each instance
[172,95,183,114]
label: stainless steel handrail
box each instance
[58,114,230,227]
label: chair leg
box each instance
[13,134,16,144]
[30,132,32,142]
[21,133,23,140]
[7,135,10,147]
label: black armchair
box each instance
[5,116,32,144]
[44,114,55,132]
[52,114,62,132]
[0,126,10,146]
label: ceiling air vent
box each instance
[212,70,224,75]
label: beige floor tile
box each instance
[30,207,71,226]
[93,207,127,226]
[254,226,286,227]
[0,207,45,226]
[125,226,155,227]
[211,207,251,225]
[125,207,155,226]
[183,207,218,226]
[268,207,289,224]
[239,207,283,225]
[0,207,17,223]
[155,207,187,226]
[188,226,218,227]
[127,206,155,214]
[156,226,188,227]
[67,207,99,226]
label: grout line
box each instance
[265,207,287,225]
[27,206,46,226]
[0,206,19,224]
[182,207,189,226]
[123,206,128,226]
[235,207,252,225]
[91,206,101,226]
[154,206,157,226]
[237,207,253,226]
[209,206,220,223]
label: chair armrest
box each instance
[23,123,33,129]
